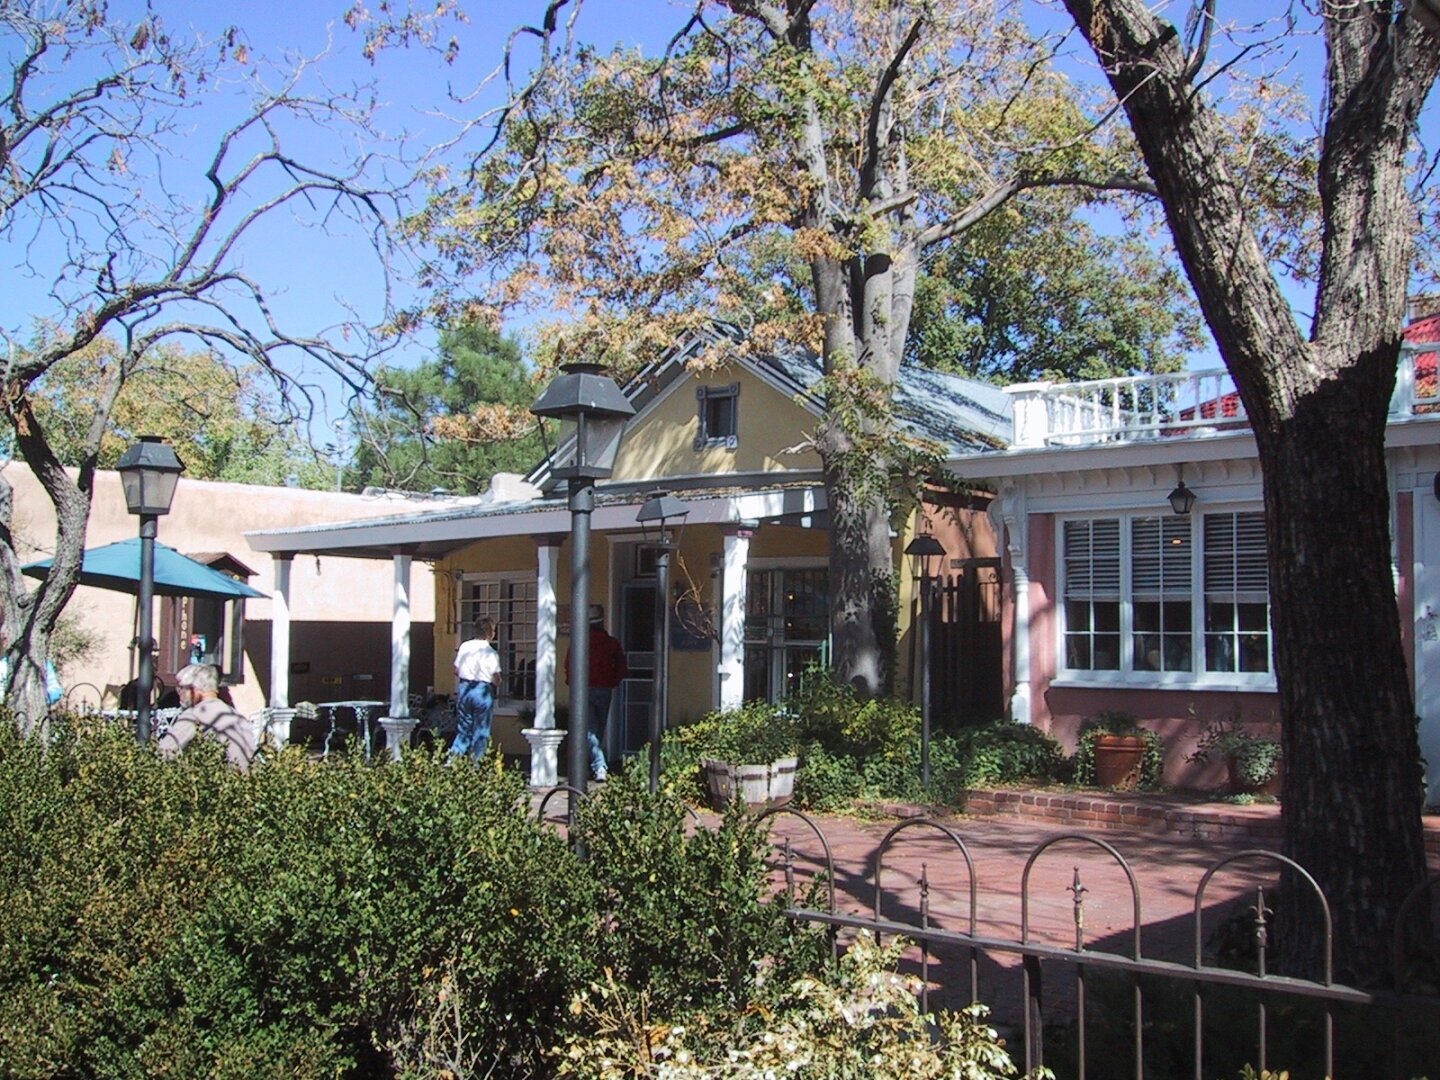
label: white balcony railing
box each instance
[1007,341,1437,448]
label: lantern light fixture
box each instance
[1168,477,1198,515]
[531,362,636,482]
[116,435,185,746]
[116,435,184,517]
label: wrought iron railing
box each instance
[753,808,1440,1080]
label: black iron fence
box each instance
[752,808,1440,1080]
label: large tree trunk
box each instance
[821,439,896,696]
[1263,363,1426,982]
[1063,0,1438,985]
[1,394,94,737]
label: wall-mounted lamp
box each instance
[1167,469,1197,515]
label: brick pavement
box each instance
[754,803,1289,1020]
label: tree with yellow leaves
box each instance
[407,0,1162,693]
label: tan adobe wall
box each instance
[8,463,434,716]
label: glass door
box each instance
[743,567,829,704]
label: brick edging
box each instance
[960,789,1440,863]
[962,788,1279,846]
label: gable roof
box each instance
[528,324,1012,489]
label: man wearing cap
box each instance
[565,603,628,782]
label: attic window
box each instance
[695,383,740,450]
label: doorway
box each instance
[743,566,829,704]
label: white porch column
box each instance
[380,550,418,760]
[1010,564,1032,726]
[261,554,296,750]
[389,549,413,718]
[269,554,293,708]
[718,526,753,712]
[524,535,565,787]
[992,484,1032,726]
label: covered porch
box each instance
[245,478,830,784]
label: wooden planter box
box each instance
[1092,735,1148,790]
[700,756,798,810]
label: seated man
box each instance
[157,663,255,768]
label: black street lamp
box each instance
[904,531,947,788]
[636,490,689,794]
[532,362,635,825]
[116,435,184,743]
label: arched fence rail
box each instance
[760,814,1440,1080]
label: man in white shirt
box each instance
[452,617,502,761]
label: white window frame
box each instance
[457,571,538,704]
[1054,506,1275,690]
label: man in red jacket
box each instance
[564,603,628,782]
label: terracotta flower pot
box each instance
[1092,735,1148,790]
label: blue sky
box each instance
[3,0,1435,435]
[0,0,685,436]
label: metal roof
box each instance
[751,347,1013,453]
[245,482,828,561]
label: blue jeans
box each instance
[451,680,495,761]
[586,686,613,778]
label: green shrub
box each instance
[788,671,919,756]
[669,700,801,764]
[955,721,1069,787]
[0,717,593,1076]
[793,742,865,811]
[573,770,829,1017]
[553,930,1037,1078]
[164,746,598,1076]
[0,712,245,1078]
[0,714,840,1077]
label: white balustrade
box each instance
[1008,341,1435,447]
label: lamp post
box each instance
[637,490,689,793]
[531,362,635,826]
[904,531,946,788]
[116,435,184,743]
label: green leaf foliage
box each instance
[573,770,829,1017]
[554,930,1041,1079]
[909,211,1205,384]
[0,713,834,1077]
[28,338,330,488]
[350,320,542,495]
[661,676,1066,813]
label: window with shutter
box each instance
[1203,511,1271,673]
[1132,516,1193,672]
[1057,509,1270,683]
[1063,519,1121,670]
